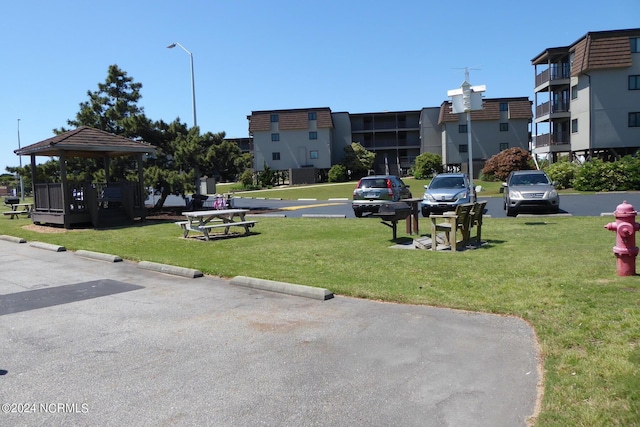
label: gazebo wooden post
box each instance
[29,155,37,206]
[59,153,71,228]
[137,153,145,219]
[104,155,111,183]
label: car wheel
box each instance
[353,209,363,218]
[421,207,430,217]
[506,207,517,217]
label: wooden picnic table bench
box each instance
[3,203,33,219]
[177,209,257,240]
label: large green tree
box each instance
[343,142,375,179]
[53,64,150,182]
[58,64,144,137]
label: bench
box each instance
[468,201,487,247]
[202,220,256,230]
[3,210,29,219]
[430,203,474,251]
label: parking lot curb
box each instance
[230,275,334,300]
[0,235,27,243]
[29,241,66,252]
[138,261,203,278]
[301,214,346,218]
[75,250,123,263]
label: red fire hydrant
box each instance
[604,201,640,276]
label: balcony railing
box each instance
[536,100,570,117]
[534,132,570,147]
[535,63,571,87]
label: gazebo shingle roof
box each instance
[15,126,156,158]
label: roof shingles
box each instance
[15,126,156,158]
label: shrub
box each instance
[258,164,275,188]
[328,164,348,182]
[482,148,533,181]
[413,153,443,179]
[239,169,254,188]
[545,161,580,189]
[573,157,640,191]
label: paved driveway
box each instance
[0,240,540,426]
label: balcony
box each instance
[534,133,571,153]
[535,100,570,118]
[535,64,571,89]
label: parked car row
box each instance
[351,171,560,218]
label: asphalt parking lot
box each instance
[0,239,540,426]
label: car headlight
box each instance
[423,193,436,202]
[549,189,558,198]
[454,191,468,201]
[509,189,522,199]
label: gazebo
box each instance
[15,126,156,228]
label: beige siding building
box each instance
[532,28,640,161]
[438,98,532,175]
[248,108,334,172]
[247,99,532,178]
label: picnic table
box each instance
[3,203,33,219]
[176,209,256,241]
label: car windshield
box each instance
[430,177,465,189]
[359,178,388,189]
[510,174,550,186]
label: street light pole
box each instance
[166,42,197,128]
[167,42,200,195]
[17,119,24,201]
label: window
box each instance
[459,144,468,153]
[630,112,640,127]
[272,152,281,161]
[499,123,509,132]
[571,119,578,133]
[271,133,280,141]
[308,112,317,121]
[309,131,317,140]
[270,114,279,123]
[500,143,509,151]
[631,37,640,53]
[310,150,319,159]
[458,124,467,133]
[629,75,640,90]
[571,85,578,99]
[499,102,508,112]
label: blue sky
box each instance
[1,0,638,172]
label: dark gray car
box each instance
[352,175,412,217]
[502,170,560,216]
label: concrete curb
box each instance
[75,250,123,263]
[246,213,287,218]
[0,235,27,243]
[29,241,66,252]
[138,261,203,278]
[301,214,346,218]
[230,276,334,301]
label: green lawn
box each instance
[1,189,638,426]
